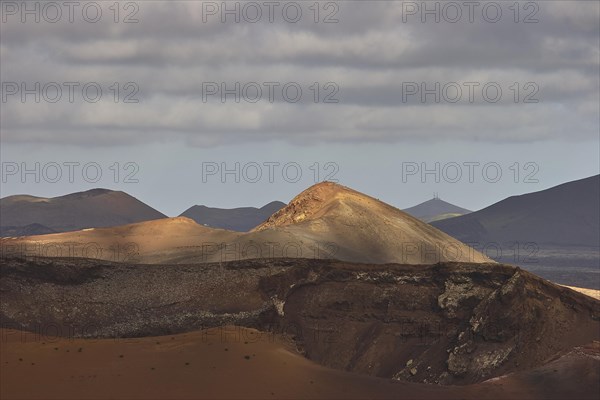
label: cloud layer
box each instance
[1,1,598,146]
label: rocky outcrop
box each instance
[259,262,600,385]
[1,257,598,385]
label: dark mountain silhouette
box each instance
[403,197,471,222]
[0,223,56,237]
[0,188,167,236]
[179,201,285,232]
[432,175,600,247]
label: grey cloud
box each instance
[1,0,598,147]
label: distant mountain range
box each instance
[3,182,491,265]
[402,197,471,223]
[180,201,285,232]
[3,175,598,255]
[0,223,57,237]
[432,175,600,248]
[0,189,166,237]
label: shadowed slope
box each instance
[0,189,167,236]
[180,201,285,231]
[403,198,471,223]
[432,175,600,247]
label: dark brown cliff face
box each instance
[1,257,598,386]
[261,262,600,385]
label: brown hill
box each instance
[432,175,600,247]
[0,189,167,236]
[1,217,239,264]
[251,182,490,264]
[1,183,490,265]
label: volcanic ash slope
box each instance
[2,182,491,265]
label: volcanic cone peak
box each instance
[253,181,365,231]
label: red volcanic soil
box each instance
[1,327,599,400]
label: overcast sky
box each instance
[1,0,599,216]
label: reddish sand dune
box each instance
[1,327,598,400]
